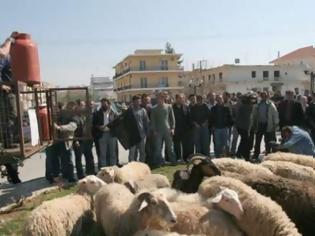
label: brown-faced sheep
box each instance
[198,176,301,236]
[264,152,315,170]
[22,194,93,236]
[97,161,151,184]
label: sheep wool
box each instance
[212,158,274,177]
[125,174,170,193]
[134,230,205,236]
[261,160,315,184]
[264,152,315,170]
[23,194,93,236]
[97,161,151,184]
[198,176,301,236]
[94,183,134,236]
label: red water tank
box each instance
[38,105,50,141]
[10,33,41,84]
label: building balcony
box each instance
[113,83,183,93]
[113,66,184,79]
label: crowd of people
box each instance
[45,89,315,184]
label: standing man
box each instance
[128,95,149,162]
[251,92,279,161]
[190,95,210,156]
[278,90,305,129]
[235,94,253,161]
[151,92,176,167]
[72,100,96,179]
[210,95,233,158]
[95,98,117,167]
[0,32,21,184]
[306,93,315,144]
[173,93,193,162]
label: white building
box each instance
[186,46,315,96]
[90,76,116,100]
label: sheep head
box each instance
[211,187,244,220]
[96,166,118,183]
[137,192,177,225]
[77,175,106,195]
[172,154,221,193]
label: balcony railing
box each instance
[114,83,173,91]
[113,66,183,79]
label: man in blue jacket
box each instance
[279,126,315,157]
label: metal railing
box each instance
[114,66,183,79]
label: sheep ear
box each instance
[138,200,149,212]
[219,186,226,191]
[179,170,189,180]
[125,181,137,194]
[211,193,223,204]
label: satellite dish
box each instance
[235,58,240,64]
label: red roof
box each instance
[270,46,315,64]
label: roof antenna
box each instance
[277,51,280,58]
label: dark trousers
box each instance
[174,130,194,161]
[93,138,101,169]
[310,130,315,145]
[50,142,75,180]
[254,123,276,159]
[237,128,250,161]
[73,140,96,179]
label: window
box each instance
[139,60,146,70]
[219,72,223,81]
[263,87,269,92]
[212,74,216,83]
[159,77,168,87]
[263,71,269,80]
[161,60,168,70]
[251,71,256,78]
[140,77,147,88]
[208,75,211,81]
[178,81,183,86]
[274,70,280,78]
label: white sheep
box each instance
[260,160,315,184]
[97,161,151,184]
[198,176,301,236]
[134,230,205,236]
[77,175,106,195]
[125,174,171,193]
[264,152,315,170]
[212,158,274,177]
[94,183,177,236]
[151,187,244,236]
[23,194,93,236]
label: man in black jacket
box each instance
[210,95,233,158]
[94,98,117,167]
[190,95,210,156]
[172,93,193,162]
[306,93,315,143]
[278,90,305,129]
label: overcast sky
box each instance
[1,0,315,86]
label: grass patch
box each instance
[0,165,184,235]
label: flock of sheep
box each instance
[22,152,315,236]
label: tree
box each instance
[165,42,175,54]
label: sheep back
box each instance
[94,183,134,236]
[264,152,315,170]
[198,176,301,236]
[115,161,151,183]
[261,160,315,184]
[23,194,92,236]
[212,158,274,176]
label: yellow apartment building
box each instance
[113,49,184,102]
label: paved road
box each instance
[0,144,129,207]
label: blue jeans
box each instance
[98,132,117,167]
[129,137,146,162]
[153,129,176,167]
[193,126,210,156]
[213,128,229,158]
